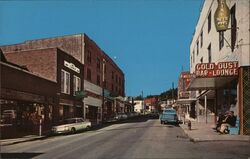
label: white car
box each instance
[52,118,91,134]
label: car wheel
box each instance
[86,125,91,130]
[71,127,76,134]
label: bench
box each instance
[228,118,240,135]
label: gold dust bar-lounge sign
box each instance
[195,61,238,78]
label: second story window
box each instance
[231,4,237,52]
[219,31,224,50]
[196,41,199,55]
[73,75,81,96]
[87,51,92,64]
[61,69,70,94]
[97,74,100,86]
[192,50,195,63]
[208,44,212,63]
[97,58,101,71]
[208,11,211,33]
[87,68,91,81]
[200,57,203,63]
[200,31,203,48]
[112,71,114,80]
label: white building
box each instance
[133,100,144,113]
[188,0,250,135]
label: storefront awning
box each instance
[176,98,197,104]
[187,76,237,91]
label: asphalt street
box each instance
[1,118,250,159]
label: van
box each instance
[160,108,178,125]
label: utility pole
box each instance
[142,91,144,114]
[101,59,106,123]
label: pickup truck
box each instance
[160,108,178,125]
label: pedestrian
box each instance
[219,111,236,134]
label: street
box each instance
[1,117,250,159]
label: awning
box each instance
[176,98,197,104]
[187,76,237,91]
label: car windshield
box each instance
[64,119,76,124]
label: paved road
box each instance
[1,118,250,159]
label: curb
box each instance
[180,127,250,143]
[1,136,47,146]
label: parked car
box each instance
[160,108,178,125]
[52,118,91,134]
[114,113,128,120]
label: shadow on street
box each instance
[0,152,43,159]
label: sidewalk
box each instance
[179,121,250,142]
[0,135,46,146]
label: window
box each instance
[97,58,101,71]
[231,5,236,52]
[192,50,195,63]
[112,84,114,91]
[61,70,70,94]
[73,75,81,96]
[219,31,224,50]
[87,51,91,63]
[97,74,100,86]
[87,68,91,81]
[208,44,212,63]
[200,57,203,63]
[191,56,193,68]
[208,11,211,33]
[112,71,114,80]
[115,75,118,83]
[196,41,199,55]
[200,31,203,48]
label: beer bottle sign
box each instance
[214,0,230,32]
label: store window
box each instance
[73,75,81,96]
[61,69,70,94]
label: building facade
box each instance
[3,48,84,122]
[189,0,250,135]
[1,49,58,138]
[1,33,125,123]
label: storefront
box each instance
[1,51,57,138]
[188,61,239,124]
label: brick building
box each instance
[1,49,58,138]
[4,47,84,121]
[1,33,125,123]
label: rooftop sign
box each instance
[195,61,238,78]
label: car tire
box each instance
[86,125,91,130]
[71,127,76,134]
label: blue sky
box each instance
[0,0,203,97]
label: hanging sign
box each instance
[195,61,238,77]
[214,0,230,32]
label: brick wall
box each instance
[5,48,58,82]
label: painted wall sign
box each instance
[64,60,80,73]
[214,0,230,32]
[195,61,238,77]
